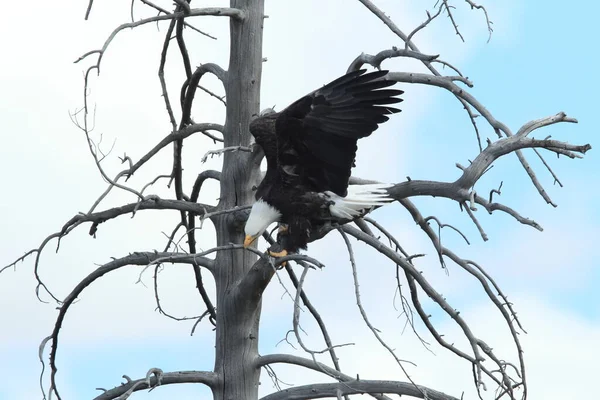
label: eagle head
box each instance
[243,199,281,248]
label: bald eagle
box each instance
[244,69,402,258]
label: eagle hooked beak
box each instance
[244,234,258,248]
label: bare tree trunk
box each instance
[212,1,265,399]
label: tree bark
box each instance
[212,1,265,399]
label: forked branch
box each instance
[350,112,587,231]
[76,8,244,71]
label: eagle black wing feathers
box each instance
[275,69,403,196]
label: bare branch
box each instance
[489,181,503,203]
[175,8,199,82]
[386,70,584,203]
[339,229,419,381]
[256,354,396,400]
[190,264,217,328]
[288,262,355,370]
[1,249,39,275]
[259,379,460,400]
[190,170,222,203]
[464,0,494,41]
[534,149,564,188]
[318,132,583,246]
[93,370,217,400]
[44,250,216,399]
[342,224,518,395]
[347,47,439,72]
[260,233,349,386]
[158,17,179,132]
[186,170,222,275]
[441,0,465,42]
[455,138,586,189]
[152,222,208,323]
[173,168,222,328]
[174,64,227,202]
[201,146,252,163]
[284,263,347,379]
[140,174,171,195]
[180,63,228,125]
[387,69,472,87]
[406,6,444,46]
[424,215,471,245]
[62,122,223,220]
[5,220,85,302]
[70,107,145,201]
[355,0,489,148]
[198,84,227,106]
[235,253,326,308]
[462,203,488,241]
[127,123,224,178]
[363,217,410,257]
[354,218,376,237]
[75,8,245,70]
[356,0,473,84]
[84,0,94,20]
[153,264,201,323]
[2,197,217,303]
[170,4,195,205]
[82,197,215,236]
[516,112,578,137]
[341,117,589,233]
[401,198,528,397]
[139,0,217,39]
[356,0,413,47]
[292,265,321,354]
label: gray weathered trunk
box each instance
[212,1,265,399]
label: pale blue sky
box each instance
[0,1,597,399]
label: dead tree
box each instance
[1,1,590,400]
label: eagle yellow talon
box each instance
[268,249,288,258]
[268,249,288,268]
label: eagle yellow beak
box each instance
[244,234,258,248]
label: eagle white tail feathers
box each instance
[326,184,393,220]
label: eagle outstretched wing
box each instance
[274,69,403,196]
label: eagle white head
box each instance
[243,199,281,248]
